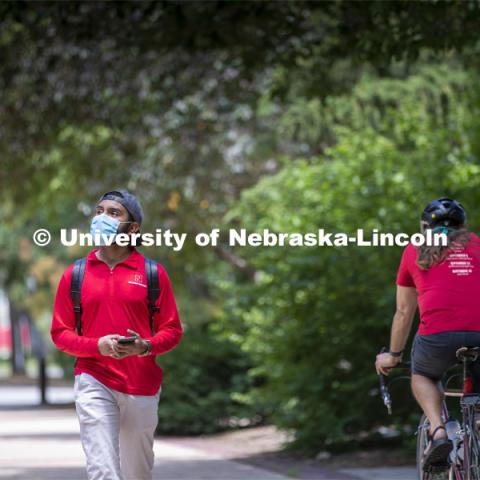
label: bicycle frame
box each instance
[443,350,480,480]
[379,348,480,480]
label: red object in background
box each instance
[464,376,474,394]
[19,316,32,351]
[0,289,12,358]
[0,315,32,358]
[0,326,12,354]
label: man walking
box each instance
[51,189,183,480]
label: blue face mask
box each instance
[90,214,130,245]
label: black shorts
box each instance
[411,331,480,380]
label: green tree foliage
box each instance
[218,65,480,451]
[2,1,480,217]
[157,322,261,435]
[2,1,480,442]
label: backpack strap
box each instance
[70,257,87,336]
[145,257,161,335]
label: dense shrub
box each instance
[216,66,480,452]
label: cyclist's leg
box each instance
[411,332,457,465]
[411,333,456,432]
[412,374,445,438]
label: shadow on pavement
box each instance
[234,453,360,480]
[0,403,75,411]
[0,466,87,480]
[1,460,291,480]
[0,432,79,440]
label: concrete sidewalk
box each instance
[0,406,293,480]
[340,468,417,480]
[0,384,417,480]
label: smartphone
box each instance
[118,336,137,345]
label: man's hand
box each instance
[375,352,401,376]
[111,329,149,359]
[98,334,122,357]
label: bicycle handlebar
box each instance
[378,373,392,415]
[377,345,480,415]
[377,347,411,415]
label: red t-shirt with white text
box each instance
[396,233,480,335]
[51,248,183,395]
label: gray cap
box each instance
[99,189,144,225]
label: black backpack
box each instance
[70,256,161,336]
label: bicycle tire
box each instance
[417,415,451,480]
[467,417,480,479]
[417,415,429,480]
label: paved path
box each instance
[340,467,416,480]
[0,383,418,480]
[0,406,291,480]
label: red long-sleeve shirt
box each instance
[51,248,183,395]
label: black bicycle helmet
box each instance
[421,197,467,229]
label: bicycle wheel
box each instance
[417,415,451,480]
[467,422,480,479]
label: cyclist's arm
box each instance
[389,285,418,355]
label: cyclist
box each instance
[375,197,480,467]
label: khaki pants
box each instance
[74,373,161,480]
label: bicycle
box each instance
[379,346,480,480]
